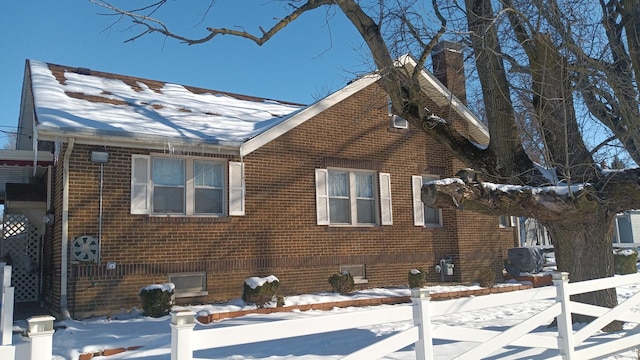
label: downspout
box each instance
[60,138,75,319]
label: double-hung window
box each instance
[316,169,392,226]
[152,157,186,214]
[412,175,443,227]
[131,154,244,216]
[193,160,224,214]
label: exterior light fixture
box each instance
[90,150,109,163]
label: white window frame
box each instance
[131,154,245,217]
[315,169,392,226]
[412,175,443,227]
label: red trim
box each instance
[0,159,53,166]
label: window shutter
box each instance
[229,161,245,216]
[131,155,150,214]
[315,169,330,225]
[412,175,425,226]
[379,173,393,225]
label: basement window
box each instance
[340,264,368,284]
[168,272,208,298]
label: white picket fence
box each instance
[170,272,640,360]
[0,263,55,360]
[0,263,15,359]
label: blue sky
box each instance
[0,1,371,147]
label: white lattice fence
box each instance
[1,213,40,302]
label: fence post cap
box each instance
[171,310,196,325]
[27,315,56,334]
[411,288,431,299]
[552,272,569,281]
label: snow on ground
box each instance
[8,275,640,360]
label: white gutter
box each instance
[60,138,75,319]
[36,130,241,156]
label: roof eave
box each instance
[36,127,242,156]
[396,54,490,146]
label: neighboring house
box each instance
[2,43,516,319]
[613,211,640,245]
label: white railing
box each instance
[0,263,55,360]
[0,263,15,359]
[170,272,640,360]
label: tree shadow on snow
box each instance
[194,327,408,358]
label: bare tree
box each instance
[89,0,640,329]
[1,131,17,150]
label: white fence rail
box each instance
[0,263,55,360]
[0,263,15,359]
[171,272,640,360]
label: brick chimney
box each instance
[431,41,467,104]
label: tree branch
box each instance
[89,0,333,45]
[422,179,600,221]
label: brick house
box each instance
[3,45,517,319]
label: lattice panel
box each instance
[1,213,40,302]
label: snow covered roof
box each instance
[21,57,489,156]
[25,60,306,153]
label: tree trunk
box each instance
[543,210,621,331]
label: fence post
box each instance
[553,272,575,360]
[27,315,55,360]
[0,264,14,346]
[170,310,196,360]
[411,288,432,360]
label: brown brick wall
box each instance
[43,81,514,318]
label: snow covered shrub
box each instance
[613,249,638,275]
[139,283,175,318]
[242,275,280,308]
[408,268,426,288]
[476,268,496,287]
[328,271,354,295]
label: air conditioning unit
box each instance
[390,115,409,129]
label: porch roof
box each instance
[0,150,53,203]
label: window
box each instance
[193,160,224,214]
[340,264,368,284]
[152,158,185,213]
[131,154,245,216]
[388,97,409,129]
[316,169,392,226]
[499,215,517,228]
[412,175,443,227]
[168,272,208,298]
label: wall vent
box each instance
[75,67,92,75]
[390,115,409,129]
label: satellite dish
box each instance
[72,235,99,262]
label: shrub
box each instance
[328,272,355,295]
[242,275,280,308]
[613,249,638,275]
[408,268,426,288]
[476,268,496,288]
[139,283,175,318]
